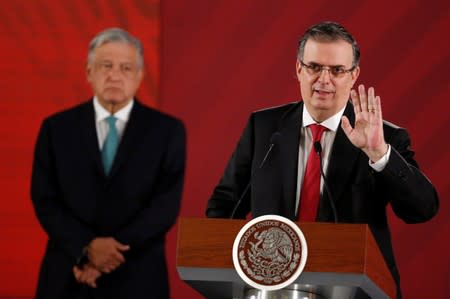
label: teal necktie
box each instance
[102,116,118,175]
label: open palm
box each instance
[341,85,388,162]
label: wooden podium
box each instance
[176,217,396,299]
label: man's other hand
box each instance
[73,263,102,288]
[87,237,130,273]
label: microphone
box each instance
[230,132,281,219]
[313,141,338,223]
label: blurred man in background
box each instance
[31,28,186,299]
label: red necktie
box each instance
[298,124,327,221]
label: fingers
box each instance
[83,268,98,288]
[359,85,368,112]
[73,266,82,281]
[352,84,380,116]
[341,116,353,137]
[100,261,120,273]
[113,251,125,264]
[351,89,360,115]
[102,249,125,272]
[100,265,112,273]
[98,250,124,273]
[374,95,382,120]
[367,87,380,119]
[104,239,129,269]
[367,87,383,122]
[74,264,101,288]
[114,240,130,252]
[88,237,129,270]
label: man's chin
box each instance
[105,98,124,104]
[102,93,128,104]
[309,99,333,110]
[97,96,130,108]
[306,100,344,119]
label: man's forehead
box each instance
[303,39,353,65]
[95,42,136,54]
[93,42,137,60]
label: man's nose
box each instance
[107,65,123,79]
[317,68,331,83]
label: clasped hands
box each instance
[72,237,130,288]
[341,84,389,162]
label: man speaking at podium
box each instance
[31,28,186,299]
[206,21,438,298]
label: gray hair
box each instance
[297,21,360,67]
[87,28,144,70]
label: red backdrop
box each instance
[1,0,449,298]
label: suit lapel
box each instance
[317,102,360,221]
[80,101,105,177]
[279,102,303,220]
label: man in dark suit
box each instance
[31,28,186,299]
[206,22,438,298]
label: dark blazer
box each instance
[206,101,438,298]
[31,100,186,299]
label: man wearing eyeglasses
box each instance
[31,28,186,299]
[206,21,438,298]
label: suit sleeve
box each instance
[115,120,186,249]
[205,114,255,219]
[31,119,96,260]
[378,128,439,223]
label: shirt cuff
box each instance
[369,144,391,172]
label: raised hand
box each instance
[341,84,388,162]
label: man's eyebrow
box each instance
[306,61,346,67]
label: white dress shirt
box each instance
[93,97,134,150]
[294,105,391,215]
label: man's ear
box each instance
[351,66,360,86]
[86,63,92,83]
[136,68,144,84]
[295,60,302,82]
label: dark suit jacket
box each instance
[206,101,438,298]
[31,100,186,299]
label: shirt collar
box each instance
[93,96,134,123]
[302,104,346,132]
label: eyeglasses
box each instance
[95,61,138,78]
[300,60,356,78]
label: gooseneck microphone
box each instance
[230,132,281,219]
[314,141,338,223]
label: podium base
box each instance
[244,288,325,299]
